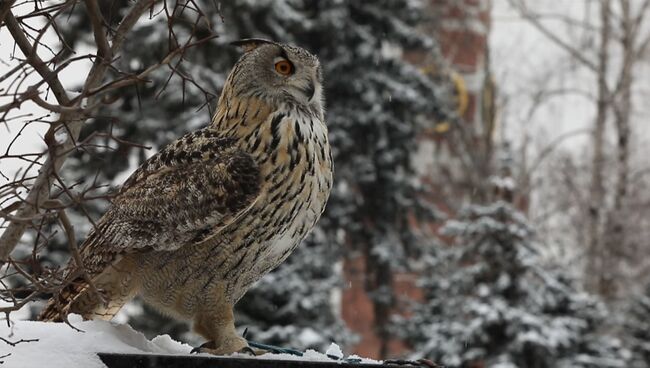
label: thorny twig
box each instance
[0,0,217,321]
[0,352,10,364]
[0,336,39,347]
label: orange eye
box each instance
[274,59,294,75]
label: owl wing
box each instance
[85,128,260,256]
[38,128,261,321]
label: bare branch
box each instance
[3,10,70,105]
[524,128,592,180]
[84,0,111,62]
[55,198,107,307]
[0,0,218,325]
[83,33,217,99]
[0,337,39,347]
[0,0,158,261]
[0,1,16,27]
[508,0,599,72]
[110,0,156,55]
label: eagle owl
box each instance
[39,39,333,355]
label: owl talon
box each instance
[189,334,250,356]
[238,346,259,356]
[190,341,216,354]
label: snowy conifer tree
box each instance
[626,284,650,368]
[43,0,448,353]
[401,202,628,367]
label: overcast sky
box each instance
[492,0,650,158]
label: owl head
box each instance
[227,39,324,115]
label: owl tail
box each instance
[38,278,89,322]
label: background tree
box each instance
[402,200,628,367]
[506,0,650,300]
[625,283,650,368]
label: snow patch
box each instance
[296,327,323,347]
[1,317,380,367]
[244,345,382,365]
[325,342,343,358]
[0,315,192,368]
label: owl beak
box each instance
[304,81,316,102]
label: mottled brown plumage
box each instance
[39,39,332,355]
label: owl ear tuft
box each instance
[231,38,276,53]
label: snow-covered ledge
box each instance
[1,315,415,368]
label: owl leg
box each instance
[191,282,248,355]
[192,304,249,355]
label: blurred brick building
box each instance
[341,0,493,359]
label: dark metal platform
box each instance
[98,353,397,368]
